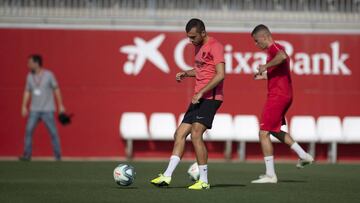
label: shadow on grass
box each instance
[145,183,246,189]
[114,186,138,189]
[279,180,307,183]
[153,186,185,189]
[154,184,247,189]
[211,183,246,188]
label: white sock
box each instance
[290,142,308,159]
[264,156,276,177]
[163,155,180,177]
[198,164,208,183]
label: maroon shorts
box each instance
[260,97,292,133]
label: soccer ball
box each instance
[187,162,200,181]
[113,164,135,186]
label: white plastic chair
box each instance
[149,113,177,140]
[207,113,234,160]
[234,115,259,161]
[119,112,149,159]
[343,116,360,143]
[317,116,343,163]
[290,116,318,157]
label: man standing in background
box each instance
[19,54,66,161]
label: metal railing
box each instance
[1,0,359,12]
[0,0,359,27]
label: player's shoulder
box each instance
[210,37,223,45]
[209,37,224,50]
[272,42,285,51]
[268,42,285,55]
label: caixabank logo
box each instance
[119,33,352,76]
[119,34,170,75]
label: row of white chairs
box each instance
[119,112,360,163]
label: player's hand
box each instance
[58,105,66,113]
[254,72,262,80]
[176,72,187,82]
[21,106,28,117]
[254,71,263,80]
[254,70,268,80]
[257,65,267,74]
[192,92,203,104]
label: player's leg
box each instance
[251,130,277,183]
[271,130,314,168]
[259,130,276,178]
[188,99,221,190]
[191,122,208,165]
[163,123,192,176]
[252,102,279,183]
[151,102,196,187]
[150,123,192,187]
[272,113,314,168]
[188,122,210,189]
[20,111,41,161]
[191,122,208,167]
[271,130,295,145]
[259,130,274,157]
[41,112,61,160]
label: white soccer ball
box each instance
[113,164,135,186]
[187,162,200,181]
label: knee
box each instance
[191,125,204,136]
[191,130,203,142]
[190,123,206,142]
[259,130,270,139]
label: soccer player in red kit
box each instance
[251,24,314,183]
[150,18,225,189]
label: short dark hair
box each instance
[29,54,43,66]
[185,18,206,33]
[251,24,271,36]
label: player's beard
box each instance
[194,39,204,46]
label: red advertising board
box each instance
[0,27,359,160]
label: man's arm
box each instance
[54,88,65,113]
[176,69,196,82]
[183,69,196,77]
[258,50,287,74]
[21,90,31,117]
[192,63,225,104]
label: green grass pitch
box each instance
[0,161,359,203]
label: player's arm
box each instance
[258,50,287,74]
[54,88,66,113]
[192,63,225,104]
[21,90,31,117]
[183,69,196,77]
[176,69,196,82]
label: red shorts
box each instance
[260,97,292,133]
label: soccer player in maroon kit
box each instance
[150,18,225,189]
[251,24,314,183]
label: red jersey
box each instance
[194,37,225,101]
[266,43,293,99]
